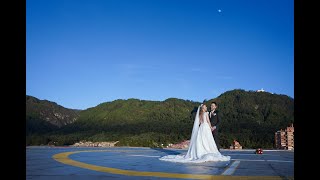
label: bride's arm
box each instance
[206,112,213,129]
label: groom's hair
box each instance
[211,101,218,106]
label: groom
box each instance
[209,101,221,151]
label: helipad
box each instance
[27,146,294,179]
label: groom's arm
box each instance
[215,111,221,127]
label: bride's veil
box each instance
[185,104,201,159]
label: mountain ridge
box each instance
[26,95,80,130]
[26,89,294,148]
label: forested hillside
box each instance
[26,89,293,148]
[26,95,80,142]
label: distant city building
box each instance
[257,88,265,92]
[274,123,294,150]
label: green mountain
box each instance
[209,89,294,148]
[26,95,80,135]
[26,89,294,148]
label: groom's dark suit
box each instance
[209,110,221,151]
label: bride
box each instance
[159,104,231,163]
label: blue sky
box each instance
[26,0,294,110]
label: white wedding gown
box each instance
[159,105,231,163]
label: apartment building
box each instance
[274,123,294,150]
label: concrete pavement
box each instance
[26,146,294,179]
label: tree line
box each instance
[26,89,294,148]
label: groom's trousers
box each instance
[213,129,220,151]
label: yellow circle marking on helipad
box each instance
[52,150,291,180]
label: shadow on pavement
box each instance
[151,148,182,155]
